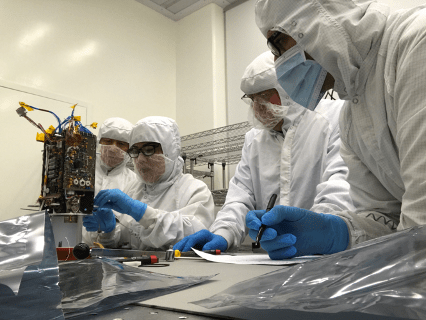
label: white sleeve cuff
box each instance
[138,205,157,228]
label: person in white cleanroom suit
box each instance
[82,117,136,244]
[83,116,215,250]
[94,117,136,196]
[174,51,354,253]
[243,0,426,259]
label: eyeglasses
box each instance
[267,31,282,57]
[241,94,254,104]
[127,143,161,158]
[241,91,276,105]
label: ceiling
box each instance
[135,0,246,21]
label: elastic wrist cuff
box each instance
[139,206,156,228]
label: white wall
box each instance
[225,0,266,126]
[0,0,177,122]
[0,0,179,221]
[176,3,227,136]
[176,4,228,190]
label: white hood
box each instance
[255,0,390,100]
[240,51,307,129]
[98,117,133,143]
[241,51,290,102]
[130,116,184,189]
[98,117,133,171]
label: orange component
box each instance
[56,248,78,261]
[93,242,105,249]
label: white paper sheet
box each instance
[191,248,319,265]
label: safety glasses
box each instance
[241,94,254,105]
[241,90,279,105]
[128,143,161,158]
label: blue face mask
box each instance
[275,46,327,111]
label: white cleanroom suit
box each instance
[94,117,136,196]
[82,117,137,245]
[256,0,426,247]
[85,116,215,250]
[210,51,354,250]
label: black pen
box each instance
[252,194,277,249]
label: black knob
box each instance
[73,243,91,259]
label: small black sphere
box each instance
[73,243,91,259]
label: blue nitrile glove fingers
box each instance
[94,189,147,222]
[245,210,265,230]
[248,227,297,260]
[260,233,297,251]
[173,237,187,252]
[247,208,297,260]
[268,245,298,260]
[83,215,99,232]
[173,230,228,252]
[248,227,278,242]
[202,234,228,251]
[94,189,134,212]
[83,208,116,233]
[262,205,307,225]
[260,206,349,257]
[246,209,287,243]
[261,234,298,260]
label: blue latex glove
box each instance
[246,206,349,260]
[94,189,147,222]
[173,229,228,252]
[83,208,116,233]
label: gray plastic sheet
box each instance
[194,225,426,320]
[59,258,215,318]
[0,211,64,320]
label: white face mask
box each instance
[134,153,166,185]
[100,145,127,168]
[275,45,327,111]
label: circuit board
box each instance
[40,128,96,214]
[16,101,97,214]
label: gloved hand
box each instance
[94,189,147,222]
[246,206,349,260]
[173,229,228,252]
[83,208,116,233]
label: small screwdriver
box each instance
[115,255,159,265]
[174,249,221,257]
